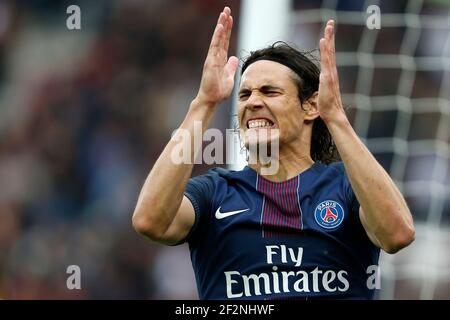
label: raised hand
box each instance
[195,7,239,106]
[318,20,346,124]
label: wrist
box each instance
[191,95,220,110]
[326,117,357,149]
[185,99,217,127]
[323,111,353,139]
[322,108,350,128]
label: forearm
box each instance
[326,115,414,250]
[316,19,413,252]
[133,6,236,242]
[133,99,216,233]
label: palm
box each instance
[200,58,234,102]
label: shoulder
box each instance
[187,167,240,188]
[191,167,236,181]
[207,166,235,176]
[312,161,347,178]
[192,166,254,182]
[308,162,352,193]
[326,161,347,175]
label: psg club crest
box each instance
[314,200,344,229]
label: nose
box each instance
[245,91,264,111]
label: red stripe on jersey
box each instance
[257,175,302,238]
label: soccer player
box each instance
[132,7,415,299]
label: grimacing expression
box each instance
[238,60,307,148]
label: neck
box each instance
[249,141,315,182]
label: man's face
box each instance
[238,60,306,148]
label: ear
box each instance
[303,92,320,121]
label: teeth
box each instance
[248,120,272,129]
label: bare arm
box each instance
[317,20,415,254]
[132,7,238,245]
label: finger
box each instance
[325,21,338,76]
[207,22,224,57]
[324,25,333,43]
[207,12,226,57]
[220,9,233,54]
[320,33,341,90]
[326,20,336,58]
[325,20,334,36]
[223,15,233,55]
[319,38,331,73]
[319,38,328,74]
[224,56,239,78]
[218,8,229,40]
[321,22,336,67]
[219,12,230,55]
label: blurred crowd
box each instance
[0,0,239,299]
[0,0,448,299]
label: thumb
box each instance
[224,56,239,78]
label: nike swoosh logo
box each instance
[215,207,250,219]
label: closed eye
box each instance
[238,90,251,101]
[261,85,283,97]
[238,86,284,100]
[264,90,281,96]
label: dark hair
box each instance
[241,41,339,164]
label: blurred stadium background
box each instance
[0,0,448,299]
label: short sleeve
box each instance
[341,166,360,214]
[181,170,218,244]
[345,178,360,214]
[331,162,360,215]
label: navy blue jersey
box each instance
[182,162,380,300]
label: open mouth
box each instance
[246,118,275,129]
